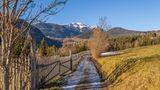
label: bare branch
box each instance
[16,0,32,21]
[98,17,111,31]
[0,0,68,89]
[9,0,18,20]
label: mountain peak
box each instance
[69,22,91,32]
[34,22,92,38]
[70,22,87,29]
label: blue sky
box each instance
[47,0,160,31]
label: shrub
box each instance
[88,28,109,58]
[38,38,58,57]
[59,39,88,56]
[38,38,48,57]
[46,46,57,56]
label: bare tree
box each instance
[88,28,109,59]
[0,0,67,90]
[98,17,111,31]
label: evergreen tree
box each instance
[12,36,25,58]
[38,38,48,57]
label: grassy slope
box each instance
[98,45,160,90]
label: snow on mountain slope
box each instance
[34,22,92,38]
[69,22,92,32]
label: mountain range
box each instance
[16,20,62,47]
[30,25,62,47]
[31,22,160,47]
[34,22,92,39]
[75,27,141,39]
[107,27,140,37]
[34,22,143,39]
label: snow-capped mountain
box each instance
[70,22,87,29]
[69,22,92,32]
[34,22,92,38]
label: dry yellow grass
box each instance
[98,45,160,90]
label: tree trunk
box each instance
[30,40,37,90]
[4,67,10,90]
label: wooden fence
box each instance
[37,51,90,88]
[0,51,90,90]
[0,55,32,90]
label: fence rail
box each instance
[37,51,90,87]
[0,51,90,89]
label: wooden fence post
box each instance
[59,61,61,75]
[69,50,73,71]
[30,39,37,90]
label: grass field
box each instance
[98,45,160,90]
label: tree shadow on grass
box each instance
[102,54,160,87]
